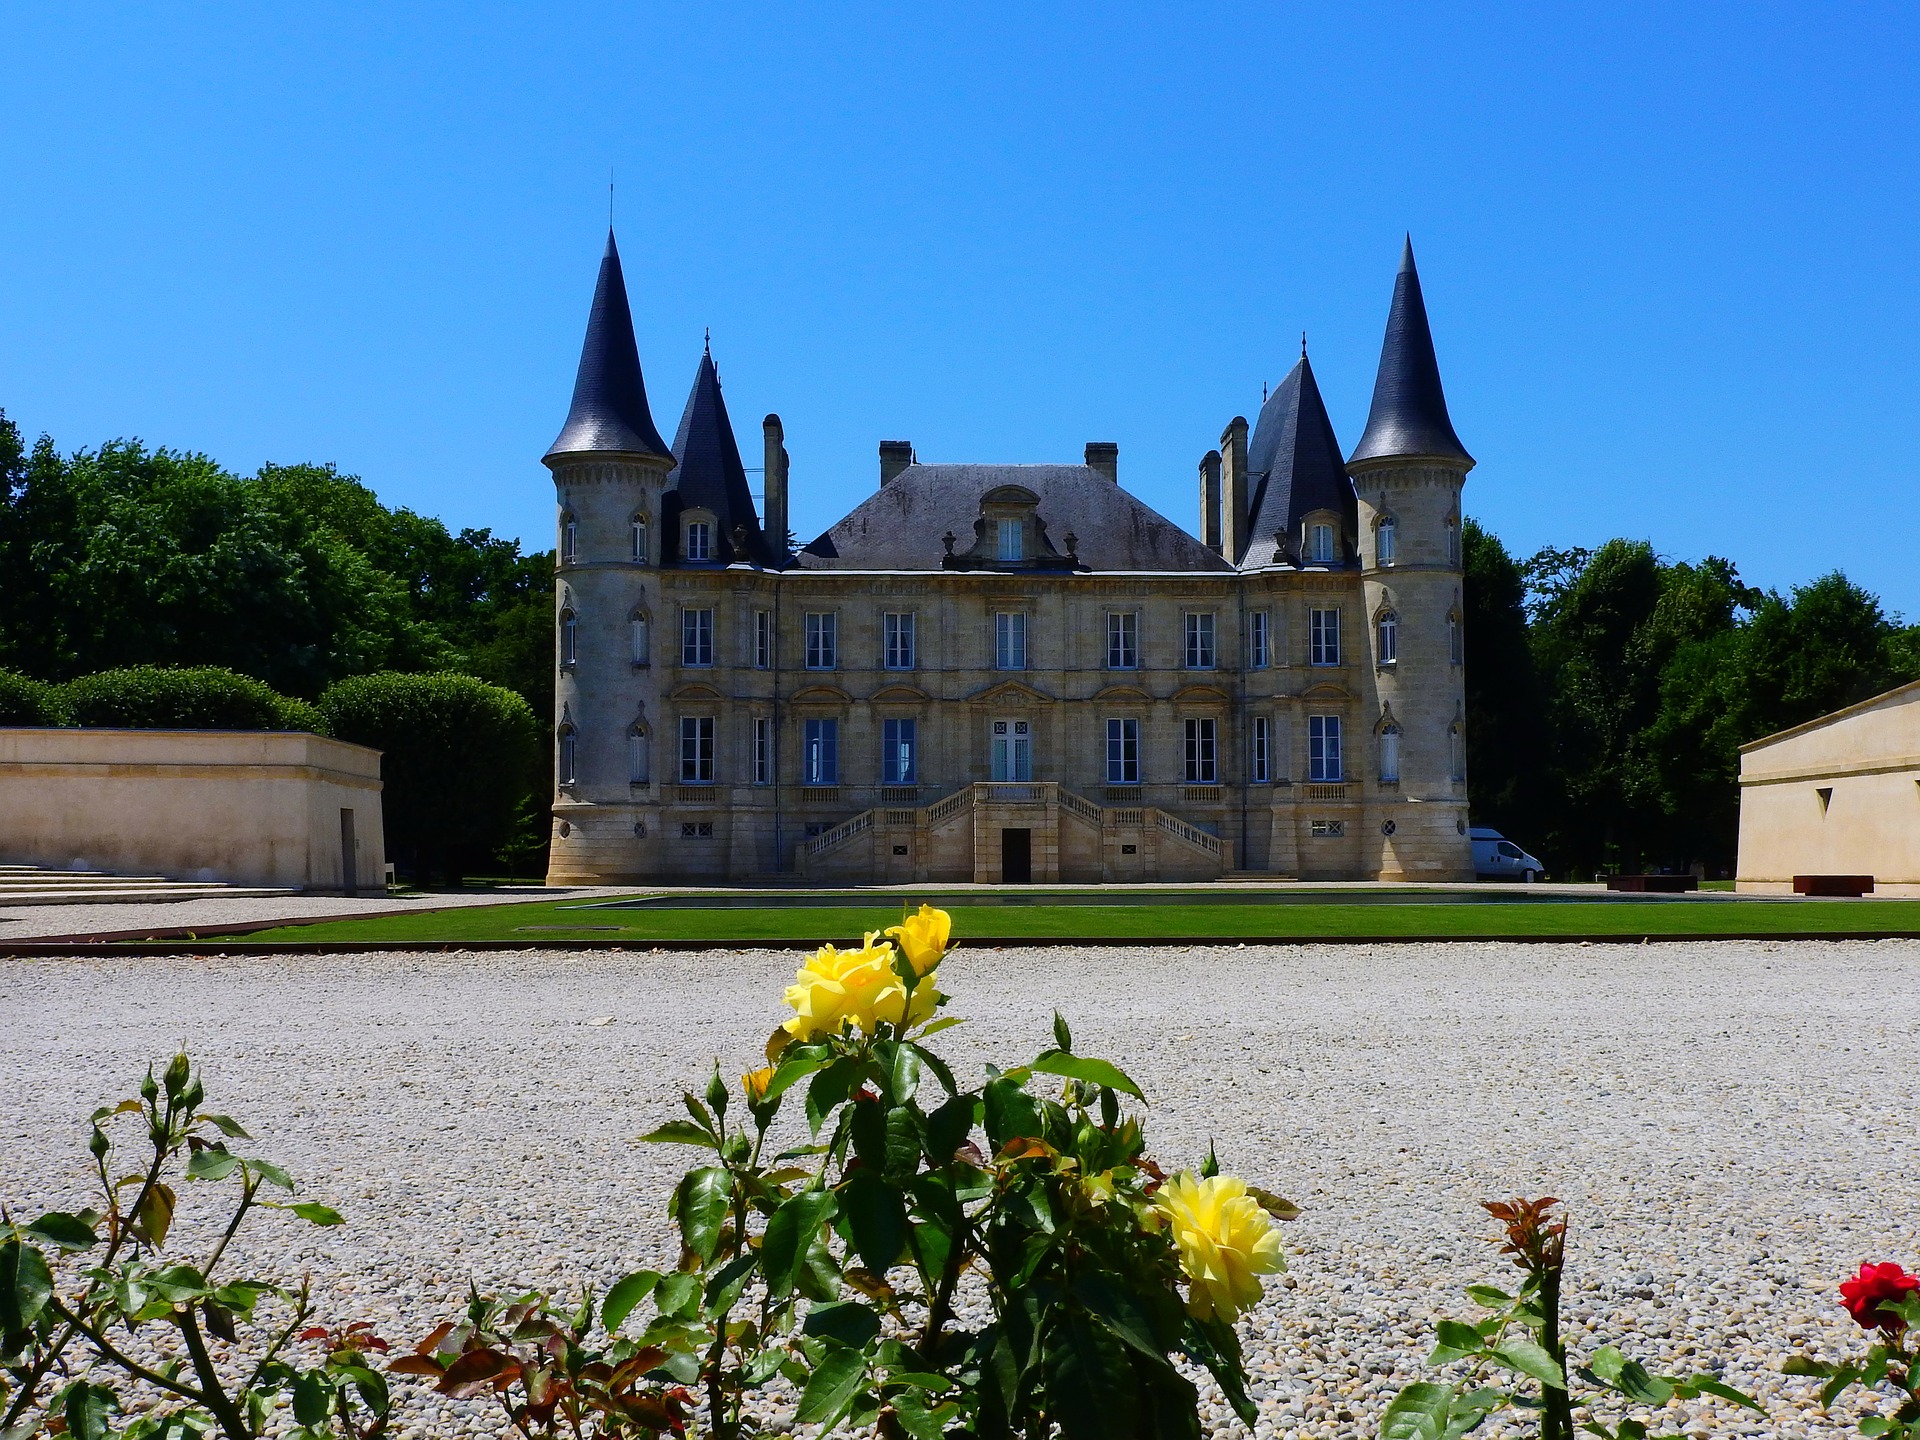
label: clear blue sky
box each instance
[3,4,1916,611]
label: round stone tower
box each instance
[543,230,673,884]
[1349,238,1475,880]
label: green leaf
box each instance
[0,1240,55,1331]
[916,1016,964,1040]
[798,1229,842,1303]
[1585,1345,1670,1404]
[654,1270,700,1317]
[26,1212,99,1252]
[197,1114,250,1139]
[292,1370,332,1427]
[923,1095,977,1164]
[1465,1284,1513,1307]
[1684,1374,1764,1412]
[795,1342,868,1425]
[763,1189,836,1296]
[1492,1338,1565,1390]
[1041,1312,1149,1440]
[982,1077,1043,1148]
[673,1168,732,1262]
[131,1183,177,1246]
[1380,1382,1458,1440]
[1821,1364,1861,1407]
[804,1301,883,1349]
[1031,1049,1145,1100]
[839,1170,908,1274]
[704,1253,758,1314]
[887,1391,951,1440]
[906,1042,957,1096]
[765,1044,831,1103]
[1430,1319,1485,1364]
[1859,1417,1891,1436]
[287,1202,344,1226]
[146,1264,208,1302]
[640,1120,717,1148]
[185,1149,239,1182]
[1052,1012,1073,1052]
[883,1106,921,1183]
[63,1382,119,1440]
[601,1270,661,1332]
[887,1043,922,1104]
[1781,1356,1834,1376]
[246,1158,294,1191]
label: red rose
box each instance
[1839,1262,1919,1333]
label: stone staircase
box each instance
[0,865,299,907]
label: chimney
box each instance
[878,440,914,486]
[1219,416,1249,562]
[762,414,789,556]
[1084,441,1118,482]
[1198,449,1222,553]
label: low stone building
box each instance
[1736,679,1920,895]
[545,235,1476,884]
[0,728,385,891]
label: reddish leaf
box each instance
[386,1356,448,1378]
[414,1322,456,1357]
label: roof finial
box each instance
[1262,380,1268,402]
[1301,330,1308,358]
[609,165,615,229]
[704,327,711,356]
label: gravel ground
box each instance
[3,940,1917,1438]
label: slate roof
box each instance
[663,347,775,566]
[1348,237,1473,467]
[1240,354,1356,567]
[798,464,1232,573]
[545,231,672,463]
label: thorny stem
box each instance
[202,1171,261,1278]
[178,1303,254,1440]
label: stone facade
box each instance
[543,234,1475,885]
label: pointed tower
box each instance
[543,231,673,884]
[1241,353,1357,567]
[1347,237,1474,880]
[662,345,774,567]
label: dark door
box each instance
[1001,828,1031,883]
[339,808,358,897]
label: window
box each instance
[1309,523,1336,563]
[685,520,713,562]
[631,612,650,666]
[1184,718,1218,783]
[752,716,772,785]
[805,612,837,670]
[1310,819,1345,838]
[1449,723,1465,782]
[1376,515,1396,565]
[1309,608,1340,666]
[1379,725,1401,783]
[1445,517,1460,566]
[1449,612,1463,665]
[1376,611,1397,665]
[1184,612,1216,669]
[628,725,650,784]
[559,610,578,668]
[557,725,577,786]
[1106,718,1140,785]
[996,518,1024,562]
[631,512,648,563]
[990,719,1032,781]
[1107,612,1138,669]
[803,718,839,785]
[884,611,915,670]
[995,612,1027,670]
[1249,611,1271,669]
[679,821,715,839]
[1308,715,1343,782]
[681,608,713,667]
[753,610,773,669]
[1251,715,1271,783]
[679,717,714,783]
[882,718,917,784]
[561,513,577,564]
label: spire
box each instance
[1348,237,1472,468]
[545,230,671,462]
[1241,353,1356,566]
[662,346,772,565]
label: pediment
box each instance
[1171,683,1231,705]
[869,683,932,705]
[1091,684,1154,704]
[669,682,723,700]
[790,683,855,706]
[967,679,1054,707]
[1300,681,1351,700]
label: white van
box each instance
[1470,828,1545,882]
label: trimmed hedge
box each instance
[318,671,539,884]
[58,666,325,733]
[0,668,65,725]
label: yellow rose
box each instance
[741,1066,775,1104]
[781,932,943,1040]
[884,903,953,978]
[1153,1172,1287,1324]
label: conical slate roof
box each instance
[662,345,773,565]
[1348,237,1472,467]
[545,231,672,462]
[1242,354,1357,566]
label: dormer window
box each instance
[997,518,1024,562]
[685,520,713,562]
[1309,523,1336,564]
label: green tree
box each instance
[317,672,539,885]
[1461,519,1548,845]
[58,667,323,733]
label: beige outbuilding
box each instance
[0,728,385,892]
[1735,679,1920,896]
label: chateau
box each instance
[544,236,1474,885]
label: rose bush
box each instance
[1786,1261,1920,1437]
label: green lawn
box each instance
[230,893,1920,945]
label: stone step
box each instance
[0,865,300,906]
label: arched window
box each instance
[1376,611,1398,665]
[631,512,648,563]
[559,609,578,668]
[561,512,578,565]
[1379,725,1402,783]
[1448,723,1465,782]
[1445,515,1460,566]
[558,725,578,786]
[630,610,650,666]
[628,725,650,784]
[1448,612,1463,665]
[1308,523,1336,564]
[1376,514,1396,565]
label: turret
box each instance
[1347,237,1474,880]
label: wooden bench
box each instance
[1605,875,1698,893]
[1793,874,1875,897]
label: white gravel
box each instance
[4,940,1917,1438]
